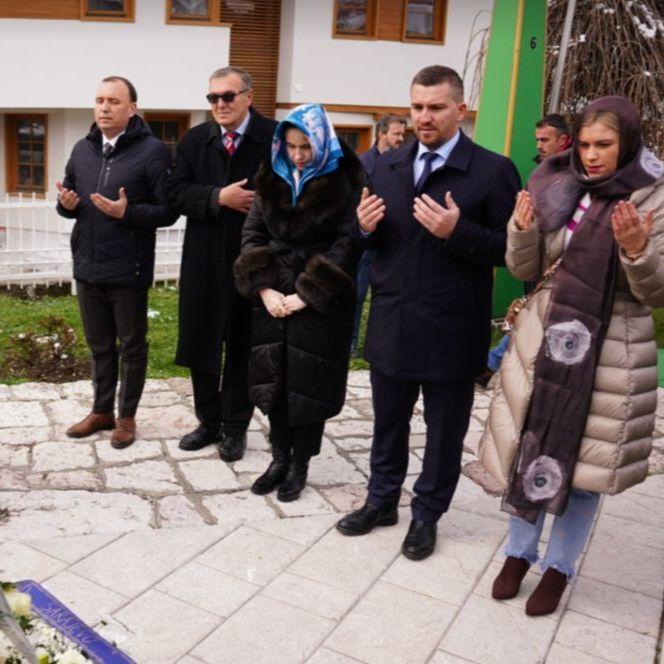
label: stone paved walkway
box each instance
[0,372,662,664]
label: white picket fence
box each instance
[0,192,185,288]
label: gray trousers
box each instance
[76,280,148,417]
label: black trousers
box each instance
[367,367,474,522]
[268,392,325,459]
[76,280,148,418]
[191,310,253,434]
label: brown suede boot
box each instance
[525,568,568,616]
[111,417,136,449]
[66,412,115,439]
[492,556,531,600]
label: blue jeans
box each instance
[487,334,510,372]
[352,249,376,347]
[505,488,600,578]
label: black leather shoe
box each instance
[218,431,247,462]
[178,424,223,451]
[336,501,399,536]
[251,447,290,495]
[277,458,309,502]
[401,520,437,561]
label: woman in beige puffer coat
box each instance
[477,96,664,617]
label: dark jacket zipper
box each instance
[103,159,112,188]
[90,151,108,275]
[133,229,140,275]
[94,154,108,191]
[92,150,113,275]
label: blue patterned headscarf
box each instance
[271,104,344,204]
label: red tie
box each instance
[223,131,237,157]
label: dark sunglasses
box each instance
[206,89,250,105]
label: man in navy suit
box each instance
[336,65,520,560]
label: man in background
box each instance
[359,114,407,176]
[535,113,571,162]
[352,115,407,356]
[476,112,572,388]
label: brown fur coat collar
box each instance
[253,145,365,242]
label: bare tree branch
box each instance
[545,0,664,155]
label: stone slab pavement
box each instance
[0,372,663,664]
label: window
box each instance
[333,0,446,44]
[144,113,190,162]
[5,115,48,194]
[334,0,376,38]
[80,0,134,22]
[167,0,213,24]
[166,0,229,25]
[335,125,372,154]
[403,0,445,42]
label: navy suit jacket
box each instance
[359,144,381,177]
[362,130,521,381]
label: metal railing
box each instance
[0,192,185,288]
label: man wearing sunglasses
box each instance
[167,66,276,461]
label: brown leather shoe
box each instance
[66,412,115,439]
[492,556,531,600]
[111,417,136,449]
[525,567,568,616]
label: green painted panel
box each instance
[474,0,520,154]
[492,267,523,316]
[494,0,547,316]
[509,0,548,182]
[473,0,547,317]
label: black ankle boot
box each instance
[277,457,309,502]
[251,446,290,495]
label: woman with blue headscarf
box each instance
[234,104,364,502]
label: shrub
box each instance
[1,315,89,382]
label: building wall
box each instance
[275,108,373,126]
[1,106,209,198]
[1,0,491,195]
[47,111,67,199]
[0,0,231,110]
[48,110,95,198]
[0,116,6,197]
[277,0,493,110]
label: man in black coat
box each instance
[56,76,176,448]
[166,66,276,461]
[336,66,521,560]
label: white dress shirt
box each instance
[220,111,251,149]
[102,131,125,151]
[412,129,461,185]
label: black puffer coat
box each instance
[234,148,364,425]
[56,115,176,288]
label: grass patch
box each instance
[0,287,371,382]
[652,308,664,346]
[0,287,187,383]
[4,288,663,383]
[350,294,370,371]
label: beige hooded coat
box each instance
[478,174,664,495]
